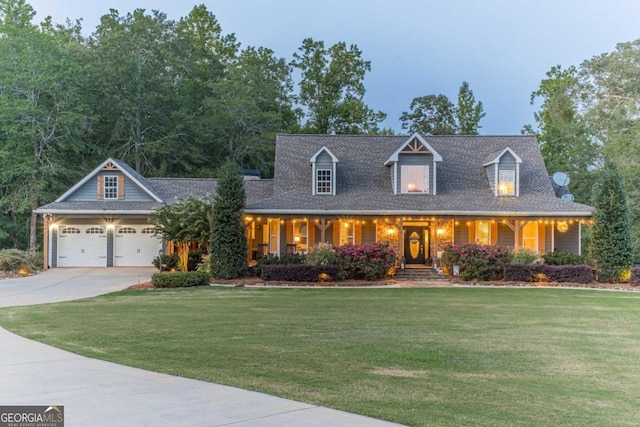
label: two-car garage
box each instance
[55,224,162,267]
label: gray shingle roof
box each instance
[36,134,592,217]
[244,134,592,217]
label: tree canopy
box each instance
[400,81,485,135]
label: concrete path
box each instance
[0,269,404,426]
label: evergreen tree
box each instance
[589,159,633,282]
[210,162,247,278]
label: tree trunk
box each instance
[28,197,38,255]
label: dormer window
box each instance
[104,176,118,199]
[483,147,522,197]
[386,133,442,195]
[401,165,429,193]
[310,146,338,196]
[316,169,332,194]
[498,170,515,196]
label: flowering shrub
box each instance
[442,243,510,281]
[336,242,397,281]
[306,242,338,266]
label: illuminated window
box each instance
[293,220,308,252]
[104,176,118,199]
[267,219,280,254]
[339,220,355,246]
[498,170,515,196]
[316,169,332,194]
[522,222,538,251]
[476,221,490,245]
[401,165,429,193]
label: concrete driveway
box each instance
[0,268,404,426]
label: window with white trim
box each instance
[267,219,280,254]
[316,169,332,194]
[401,165,429,193]
[118,227,136,234]
[476,221,490,245]
[498,170,515,196]
[104,176,118,199]
[339,220,355,246]
[293,220,308,253]
[86,227,105,234]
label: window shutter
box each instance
[97,176,104,200]
[491,222,498,245]
[117,176,125,199]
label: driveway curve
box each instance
[0,268,404,426]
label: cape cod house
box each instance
[35,133,593,269]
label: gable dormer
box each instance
[310,146,338,196]
[385,133,443,195]
[55,158,163,203]
[482,147,522,197]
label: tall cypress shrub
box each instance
[210,162,247,279]
[589,160,632,282]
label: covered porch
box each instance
[244,215,591,267]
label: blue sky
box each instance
[29,0,640,134]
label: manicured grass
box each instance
[2,287,640,426]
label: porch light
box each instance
[557,221,569,233]
[49,223,58,231]
[386,227,395,236]
[294,236,301,243]
[106,223,115,231]
[437,228,446,236]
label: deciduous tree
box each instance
[291,38,385,134]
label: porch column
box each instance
[42,215,49,271]
[514,221,520,248]
[315,219,331,243]
[551,221,555,253]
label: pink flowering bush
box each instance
[442,243,511,281]
[336,242,397,280]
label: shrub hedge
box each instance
[261,264,339,282]
[543,250,585,266]
[151,271,211,288]
[504,264,593,284]
[630,267,640,286]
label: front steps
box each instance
[394,267,450,282]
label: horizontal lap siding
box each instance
[554,223,580,254]
[66,172,154,201]
[497,223,513,247]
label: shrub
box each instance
[151,271,211,288]
[336,242,397,281]
[152,254,180,271]
[261,264,339,282]
[504,264,593,284]
[510,247,540,265]
[543,250,585,266]
[443,243,510,281]
[253,254,307,276]
[0,249,36,273]
[187,249,207,272]
[306,242,338,265]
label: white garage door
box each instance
[58,226,107,267]
[114,226,162,267]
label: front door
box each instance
[404,226,426,264]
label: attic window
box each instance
[104,176,118,199]
[498,170,515,196]
[316,169,332,194]
[401,165,429,193]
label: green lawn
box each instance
[2,287,640,426]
